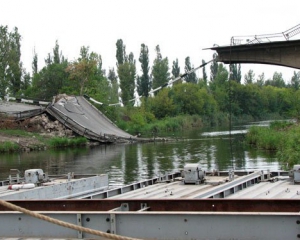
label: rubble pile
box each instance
[28,113,74,137]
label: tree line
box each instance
[1,25,300,130]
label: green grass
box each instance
[118,114,204,137]
[0,141,20,152]
[48,137,87,148]
[0,130,88,151]
[245,121,300,168]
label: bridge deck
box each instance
[46,96,137,143]
[209,39,300,69]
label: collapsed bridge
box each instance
[0,95,151,143]
[46,95,138,143]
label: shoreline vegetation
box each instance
[245,120,299,168]
[0,114,206,153]
[0,129,88,153]
[0,112,285,153]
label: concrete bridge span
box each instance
[46,95,138,143]
[209,39,300,69]
[1,96,155,143]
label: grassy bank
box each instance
[48,137,87,148]
[0,130,88,152]
[0,141,20,152]
[245,121,299,168]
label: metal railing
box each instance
[231,23,300,46]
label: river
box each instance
[0,121,280,186]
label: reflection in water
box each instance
[202,130,248,136]
[0,124,280,185]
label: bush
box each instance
[0,141,20,152]
[246,122,300,168]
[48,137,87,148]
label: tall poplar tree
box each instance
[0,26,9,97]
[7,27,22,95]
[0,26,23,96]
[230,63,241,83]
[116,39,126,66]
[172,59,180,78]
[107,67,119,103]
[256,73,265,87]
[138,43,150,97]
[151,45,169,90]
[184,57,197,83]
[202,59,208,85]
[210,53,218,82]
[116,39,135,104]
[32,49,38,75]
[291,71,300,90]
[244,69,255,85]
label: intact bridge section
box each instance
[209,24,300,69]
[210,39,300,69]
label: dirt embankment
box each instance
[0,113,76,151]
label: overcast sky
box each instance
[1,0,300,82]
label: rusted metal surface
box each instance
[1,199,299,212]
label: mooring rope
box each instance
[0,199,141,240]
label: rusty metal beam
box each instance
[1,199,299,212]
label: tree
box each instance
[209,63,229,92]
[244,69,255,85]
[66,46,98,95]
[107,67,119,104]
[215,64,229,86]
[229,63,241,83]
[151,45,170,90]
[202,59,208,85]
[172,59,180,78]
[0,26,9,97]
[138,43,150,97]
[118,60,135,104]
[184,57,197,83]
[116,39,126,66]
[32,49,38,75]
[21,71,31,92]
[115,39,136,105]
[256,73,265,87]
[210,53,218,82]
[265,72,285,88]
[172,83,201,115]
[0,26,23,96]
[148,88,175,119]
[291,71,300,90]
[7,27,22,95]
[53,40,61,64]
[108,67,118,85]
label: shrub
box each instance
[0,141,20,152]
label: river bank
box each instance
[0,113,90,152]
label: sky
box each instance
[1,0,300,82]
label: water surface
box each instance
[0,123,279,185]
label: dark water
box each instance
[0,122,279,186]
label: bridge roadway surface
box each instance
[0,101,44,120]
[46,95,140,143]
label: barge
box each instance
[0,164,299,239]
[0,168,108,200]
